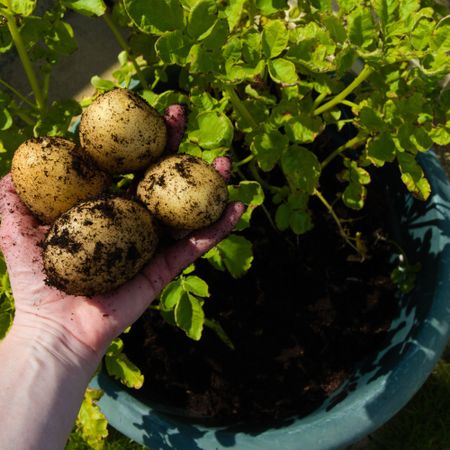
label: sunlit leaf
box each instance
[76,388,108,450]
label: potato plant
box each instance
[0,0,449,447]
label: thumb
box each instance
[0,174,48,270]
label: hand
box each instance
[0,164,243,363]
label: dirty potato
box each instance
[42,196,159,296]
[137,154,228,230]
[11,136,109,224]
[79,88,167,174]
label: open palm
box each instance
[0,166,243,356]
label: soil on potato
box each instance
[122,134,400,425]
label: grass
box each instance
[367,345,450,450]
[66,426,145,450]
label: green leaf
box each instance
[187,0,217,39]
[335,46,356,76]
[182,264,196,275]
[0,108,12,131]
[429,124,450,146]
[397,152,431,201]
[182,275,210,298]
[268,58,298,84]
[281,145,321,195]
[123,0,184,34]
[242,30,262,66]
[0,27,12,53]
[225,60,266,82]
[359,106,386,131]
[62,0,106,16]
[224,0,245,31]
[45,20,77,55]
[348,9,376,49]
[34,99,82,137]
[256,0,286,15]
[398,0,420,23]
[323,15,347,43]
[275,192,313,234]
[341,160,371,210]
[160,279,184,310]
[391,260,421,294]
[188,43,223,73]
[287,23,336,73]
[189,111,233,149]
[431,17,450,52]
[149,89,189,112]
[410,127,433,153]
[365,133,396,167]
[200,18,229,50]
[285,114,324,144]
[250,128,289,172]
[204,234,253,278]
[410,17,433,50]
[175,292,205,340]
[262,20,288,59]
[0,260,13,341]
[228,181,265,230]
[8,0,36,15]
[90,75,116,91]
[105,338,144,389]
[310,0,332,11]
[275,202,290,231]
[156,30,193,64]
[202,246,225,271]
[76,388,108,450]
[373,0,399,34]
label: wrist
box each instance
[3,317,102,378]
[0,320,100,450]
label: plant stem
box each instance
[247,0,257,25]
[4,10,45,112]
[235,153,255,167]
[234,162,278,231]
[320,134,365,169]
[0,78,36,108]
[223,86,259,131]
[340,100,358,109]
[313,188,360,254]
[15,109,35,126]
[313,91,328,108]
[103,13,149,90]
[313,65,373,116]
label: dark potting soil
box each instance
[122,158,401,425]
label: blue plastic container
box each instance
[91,151,450,450]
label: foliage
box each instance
[0,0,449,446]
[104,337,144,389]
[67,424,145,450]
[74,388,109,450]
[0,255,14,339]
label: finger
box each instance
[163,104,188,153]
[142,201,245,295]
[99,201,244,335]
[212,156,232,182]
[0,174,47,268]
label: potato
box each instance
[43,196,159,296]
[137,154,228,230]
[79,88,167,174]
[11,137,109,224]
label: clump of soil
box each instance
[123,161,400,425]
